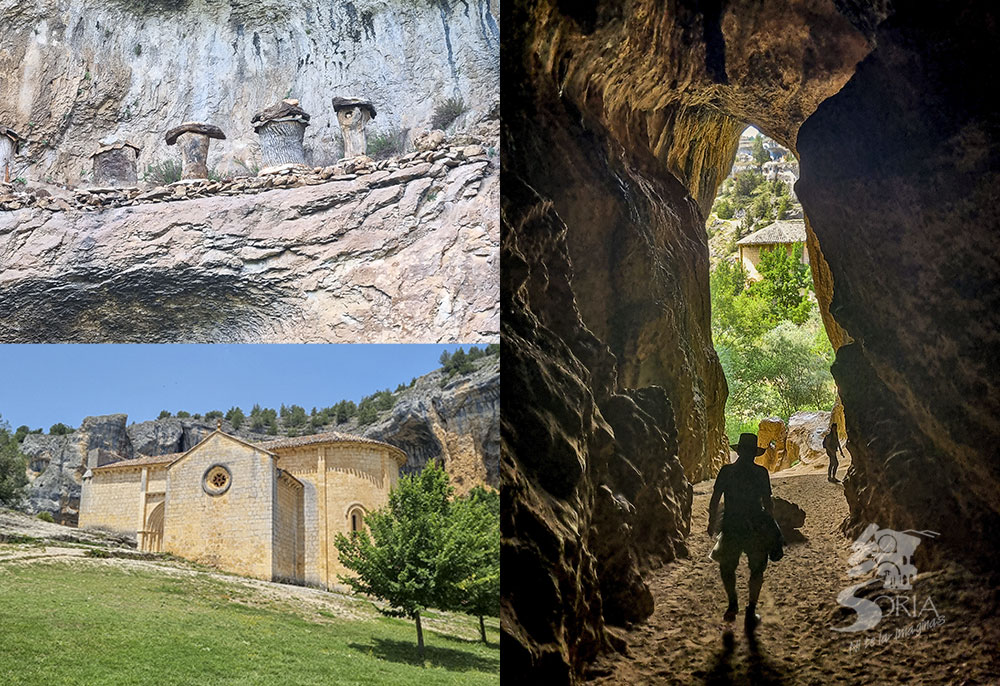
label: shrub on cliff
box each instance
[431,97,465,130]
[48,423,74,436]
[367,128,408,160]
[144,159,182,185]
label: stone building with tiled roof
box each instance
[735,219,808,281]
[78,427,406,587]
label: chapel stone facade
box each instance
[78,429,405,587]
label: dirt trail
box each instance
[588,470,1000,685]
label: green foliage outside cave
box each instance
[0,417,29,507]
[711,246,836,440]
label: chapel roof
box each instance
[736,219,806,246]
[92,452,184,471]
[257,431,407,464]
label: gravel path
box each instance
[588,470,1000,685]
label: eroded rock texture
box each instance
[364,356,499,493]
[505,0,1000,681]
[503,0,874,680]
[796,1,1000,566]
[0,159,498,342]
[0,0,499,185]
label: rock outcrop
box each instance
[363,357,499,492]
[0,148,498,342]
[755,417,789,472]
[0,0,499,186]
[18,354,499,522]
[785,411,833,469]
[20,414,133,525]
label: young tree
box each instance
[333,463,466,660]
[751,135,771,168]
[751,244,813,324]
[0,418,29,507]
[49,423,74,436]
[444,486,500,643]
[176,410,191,419]
[225,406,245,430]
[157,410,171,420]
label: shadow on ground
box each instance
[348,637,500,672]
[702,630,790,685]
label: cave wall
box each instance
[795,1,1000,565]
[502,0,881,681]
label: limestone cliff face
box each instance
[0,0,499,185]
[0,154,498,342]
[21,413,134,525]
[363,356,499,492]
[19,356,499,522]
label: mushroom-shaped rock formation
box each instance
[90,142,140,187]
[252,99,310,170]
[165,122,226,181]
[1,127,22,183]
[332,96,377,159]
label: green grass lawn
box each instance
[0,558,499,685]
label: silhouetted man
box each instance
[824,423,846,483]
[708,433,779,631]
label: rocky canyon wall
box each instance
[0,0,499,185]
[0,147,498,342]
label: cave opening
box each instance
[706,124,844,478]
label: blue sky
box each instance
[0,344,476,430]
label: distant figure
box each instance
[824,423,847,483]
[708,433,782,631]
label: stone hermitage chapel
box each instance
[78,427,406,587]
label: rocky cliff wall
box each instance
[0,144,499,342]
[0,0,499,185]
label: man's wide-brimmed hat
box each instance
[731,432,766,456]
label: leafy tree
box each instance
[335,402,350,424]
[176,411,191,419]
[285,405,307,428]
[734,169,764,198]
[439,350,452,366]
[205,410,223,421]
[485,343,500,357]
[713,196,735,219]
[158,410,171,420]
[334,463,467,659]
[445,487,500,643]
[751,135,771,168]
[0,418,29,507]
[49,423,74,436]
[13,425,31,443]
[751,244,813,324]
[226,407,245,430]
[775,196,791,220]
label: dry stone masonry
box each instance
[90,142,139,187]
[165,122,227,180]
[252,99,310,170]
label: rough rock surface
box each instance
[754,416,789,472]
[20,414,134,525]
[0,153,498,342]
[0,0,499,186]
[502,0,877,680]
[785,411,833,469]
[18,356,499,522]
[363,357,499,493]
[793,2,1000,570]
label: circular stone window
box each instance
[202,464,232,496]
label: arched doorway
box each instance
[142,502,164,553]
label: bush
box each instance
[713,197,735,220]
[49,423,74,436]
[36,511,55,523]
[144,159,182,185]
[367,128,408,160]
[430,97,465,130]
[176,411,191,419]
[157,410,171,420]
[1,419,29,507]
[225,407,245,431]
[205,410,223,420]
